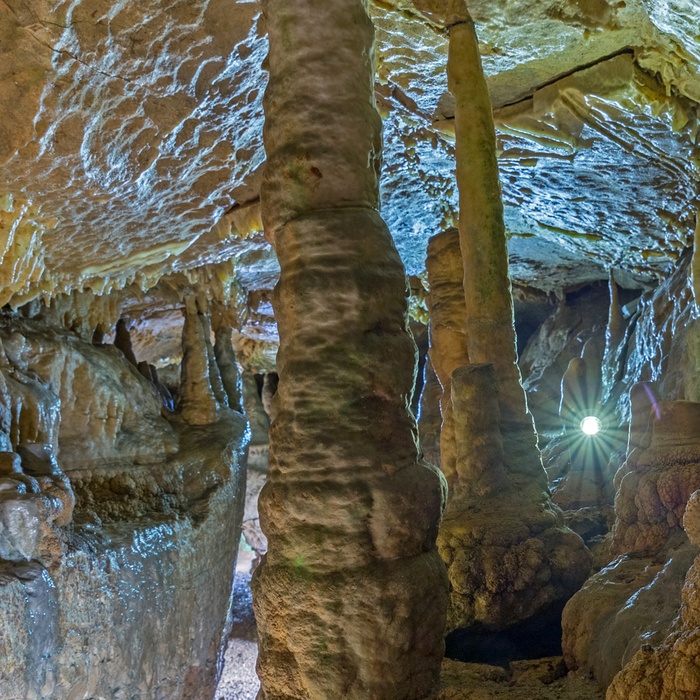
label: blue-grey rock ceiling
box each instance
[0,0,699,307]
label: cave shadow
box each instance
[444,602,565,668]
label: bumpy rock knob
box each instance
[683,490,700,547]
[0,496,40,561]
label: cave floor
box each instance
[216,565,260,700]
[438,660,604,699]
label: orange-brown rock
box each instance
[606,490,700,700]
[178,297,221,426]
[426,228,469,487]
[252,1,448,697]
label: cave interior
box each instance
[1,1,700,699]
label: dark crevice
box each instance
[445,602,566,668]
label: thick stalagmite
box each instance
[436,0,591,632]
[252,1,448,698]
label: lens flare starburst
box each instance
[580,415,602,436]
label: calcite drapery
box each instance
[252,1,448,697]
[436,0,591,632]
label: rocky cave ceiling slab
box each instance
[0,0,699,305]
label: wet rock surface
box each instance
[0,308,248,699]
[0,0,699,310]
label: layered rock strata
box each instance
[252,1,448,698]
[436,0,591,632]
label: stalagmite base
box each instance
[252,1,448,697]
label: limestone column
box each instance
[252,1,448,697]
[447,0,543,483]
[436,1,591,632]
[425,228,469,489]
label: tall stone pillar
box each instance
[436,0,591,633]
[252,1,448,698]
[447,0,543,483]
[425,228,469,489]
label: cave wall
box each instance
[0,304,248,699]
[528,253,700,693]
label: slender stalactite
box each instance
[252,1,448,698]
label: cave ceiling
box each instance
[1,0,699,314]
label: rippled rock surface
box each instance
[0,309,248,699]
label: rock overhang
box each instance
[0,0,698,311]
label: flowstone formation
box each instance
[435,0,591,636]
[0,296,248,699]
[251,0,448,697]
[562,396,700,688]
[607,489,700,700]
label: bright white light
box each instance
[580,416,602,436]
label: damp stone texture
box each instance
[251,0,449,698]
[435,0,591,633]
